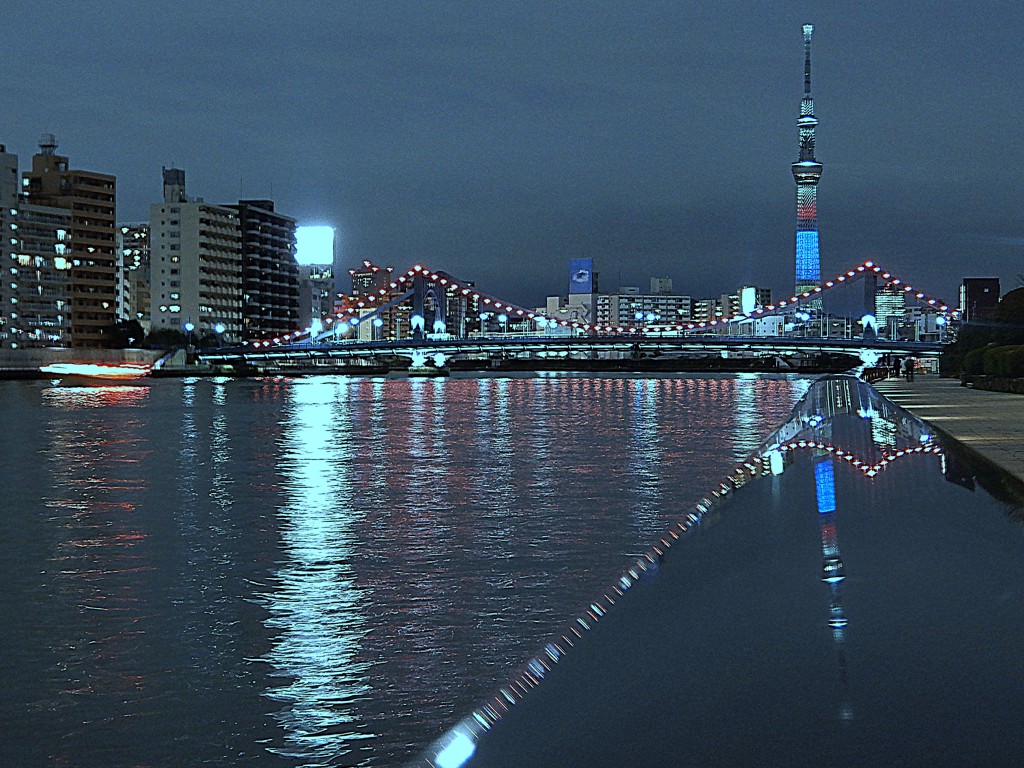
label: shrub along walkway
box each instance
[873,374,1024,485]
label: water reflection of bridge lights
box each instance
[778,440,942,478]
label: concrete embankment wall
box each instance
[0,348,165,377]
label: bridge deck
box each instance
[874,375,1024,485]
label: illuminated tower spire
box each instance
[792,24,823,301]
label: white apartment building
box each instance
[149,169,242,342]
[596,290,693,326]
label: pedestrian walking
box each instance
[903,356,914,382]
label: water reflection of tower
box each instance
[814,456,853,722]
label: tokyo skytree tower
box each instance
[792,24,823,301]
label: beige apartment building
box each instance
[22,135,116,347]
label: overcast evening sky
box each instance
[3,1,1022,307]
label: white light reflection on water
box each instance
[732,373,760,461]
[627,379,661,535]
[263,378,374,764]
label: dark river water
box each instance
[0,373,811,767]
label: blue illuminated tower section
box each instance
[792,24,823,300]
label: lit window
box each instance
[169,304,181,312]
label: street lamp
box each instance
[497,313,508,335]
[410,313,425,339]
[478,312,489,337]
[214,323,225,346]
[183,321,195,360]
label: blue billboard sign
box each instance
[568,258,594,295]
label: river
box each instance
[0,373,811,766]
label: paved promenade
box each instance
[873,374,1024,484]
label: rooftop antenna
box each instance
[38,133,58,155]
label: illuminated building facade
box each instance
[596,290,692,325]
[1,142,74,348]
[874,283,906,338]
[149,168,243,341]
[117,223,150,329]
[23,134,117,347]
[349,260,394,296]
[297,264,334,331]
[692,297,723,324]
[231,199,299,341]
[792,25,823,302]
[10,202,73,347]
[0,144,19,347]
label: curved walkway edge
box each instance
[872,375,1024,489]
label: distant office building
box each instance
[297,264,334,330]
[596,291,692,326]
[718,286,771,319]
[720,292,740,319]
[149,168,243,342]
[22,134,117,347]
[959,278,1000,323]
[692,298,723,324]
[349,260,394,296]
[117,223,150,329]
[566,258,599,323]
[740,286,772,314]
[875,283,906,338]
[232,199,298,341]
[650,277,673,295]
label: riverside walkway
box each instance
[873,374,1024,484]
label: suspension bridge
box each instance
[195,260,950,375]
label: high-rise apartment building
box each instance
[118,223,150,330]
[149,168,243,341]
[22,134,116,347]
[0,144,19,347]
[11,202,73,347]
[232,200,298,341]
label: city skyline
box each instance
[4,2,1022,307]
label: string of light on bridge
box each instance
[245,259,952,348]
